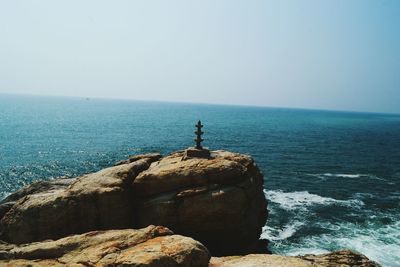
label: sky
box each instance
[0,0,399,113]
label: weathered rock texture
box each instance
[0,178,76,220]
[133,150,267,255]
[210,254,313,267]
[210,250,381,267]
[0,225,210,267]
[0,149,381,266]
[0,154,159,244]
[299,250,381,267]
[1,178,76,204]
[0,150,267,256]
[114,152,162,166]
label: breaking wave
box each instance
[263,189,399,267]
[283,221,400,267]
[261,221,304,241]
[308,173,387,181]
[322,173,362,178]
[264,189,364,211]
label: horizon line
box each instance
[1,91,399,116]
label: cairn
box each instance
[183,120,211,159]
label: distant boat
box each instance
[86,98,90,101]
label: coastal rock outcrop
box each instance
[299,250,381,267]
[133,150,267,255]
[0,178,76,204]
[0,154,160,244]
[210,250,380,267]
[0,150,267,255]
[0,225,210,267]
[0,178,76,220]
[0,149,381,266]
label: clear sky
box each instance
[0,1,399,113]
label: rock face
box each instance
[114,152,162,166]
[0,178,77,204]
[299,250,381,267]
[133,150,267,255]
[210,250,381,267]
[210,254,313,267]
[0,178,76,220]
[0,225,210,267]
[0,149,381,266]
[0,150,267,256]
[0,155,160,244]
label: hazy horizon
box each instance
[3,91,400,116]
[1,1,399,113]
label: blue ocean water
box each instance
[0,94,399,266]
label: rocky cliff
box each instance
[0,149,380,266]
[132,150,267,255]
[0,150,267,255]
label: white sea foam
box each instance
[353,192,375,199]
[261,221,304,241]
[283,221,400,267]
[264,190,364,211]
[323,173,362,178]
[307,173,354,179]
[309,173,387,181]
[0,193,7,201]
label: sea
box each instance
[0,94,399,266]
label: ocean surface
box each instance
[1,94,399,266]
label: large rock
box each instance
[0,149,381,266]
[0,178,76,221]
[132,150,268,255]
[210,250,381,267]
[299,250,381,267]
[0,150,267,255]
[0,155,159,244]
[0,178,76,204]
[0,225,210,267]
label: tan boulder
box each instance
[299,250,381,267]
[0,155,159,244]
[0,178,76,220]
[133,150,268,255]
[0,178,76,204]
[0,225,210,267]
[1,150,267,256]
